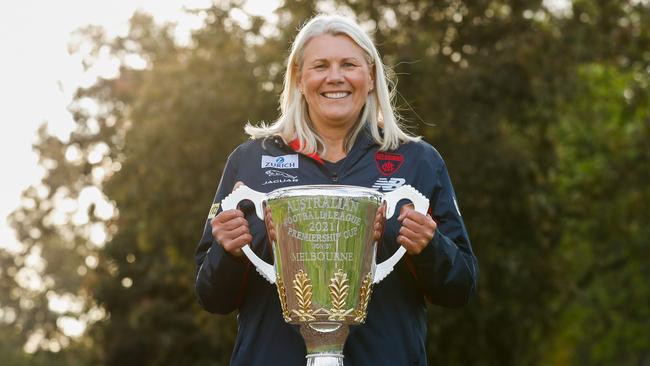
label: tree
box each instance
[542,63,650,365]
[2,1,648,365]
[85,5,286,365]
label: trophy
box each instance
[221,184,428,366]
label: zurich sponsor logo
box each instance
[372,177,406,192]
[262,154,298,169]
[262,170,299,185]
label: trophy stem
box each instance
[300,324,348,366]
[306,353,344,366]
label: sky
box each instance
[0,0,280,253]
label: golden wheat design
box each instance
[354,272,373,323]
[275,278,292,322]
[292,270,316,321]
[327,269,354,321]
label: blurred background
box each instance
[0,0,648,365]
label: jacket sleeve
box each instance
[195,147,249,314]
[410,160,478,308]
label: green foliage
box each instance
[1,0,648,365]
[89,6,277,365]
[544,64,650,365]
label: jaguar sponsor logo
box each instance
[371,177,406,192]
[261,154,299,169]
[262,169,299,185]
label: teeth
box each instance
[323,92,349,99]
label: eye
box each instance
[343,62,356,68]
[313,64,326,70]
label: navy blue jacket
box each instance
[195,130,478,365]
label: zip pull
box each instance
[331,173,339,183]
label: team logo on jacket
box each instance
[372,177,406,192]
[262,154,299,169]
[263,170,299,185]
[375,152,404,176]
[207,203,220,219]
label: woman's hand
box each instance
[397,204,437,255]
[211,182,251,258]
[373,204,386,242]
[211,209,252,258]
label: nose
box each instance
[325,65,344,83]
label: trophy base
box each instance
[306,353,344,366]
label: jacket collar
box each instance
[287,123,379,165]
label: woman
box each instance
[195,14,478,365]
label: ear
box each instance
[368,64,376,93]
[294,64,303,93]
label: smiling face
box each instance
[297,34,374,133]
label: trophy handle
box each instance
[374,185,429,284]
[220,185,276,284]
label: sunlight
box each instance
[543,0,572,16]
[47,291,85,314]
[23,330,45,354]
[15,267,44,292]
[57,316,86,338]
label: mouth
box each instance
[320,91,351,99]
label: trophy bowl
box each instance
[222,184,428,366]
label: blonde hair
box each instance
[245,14,419,154]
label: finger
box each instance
[426,214,438,230]
[375,220,385,232]
[213,219,249,242]
[230,233,253,248]
[268,227,277,241]
[397,203,415,221]
[396,234,422,255]
[215,209,245,223]
[222,234,253,255]
[220,225,251,241]
[401,220,435,241]
[402,213,436,231]
[400,216,419,230]
[233,181,245,190]
[222,232,253,248]
[219,216,249,231]
[398,225,428,243]
[373,226,382,241]
[402,210,428,225]
[265,215,275,228]
[399,224,417,237]
[402,221,431,237]
[214,222,248,241]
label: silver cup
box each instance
[221,184,428,366]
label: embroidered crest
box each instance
[375,152,404,176]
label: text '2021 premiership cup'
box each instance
[221,184,428,366]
